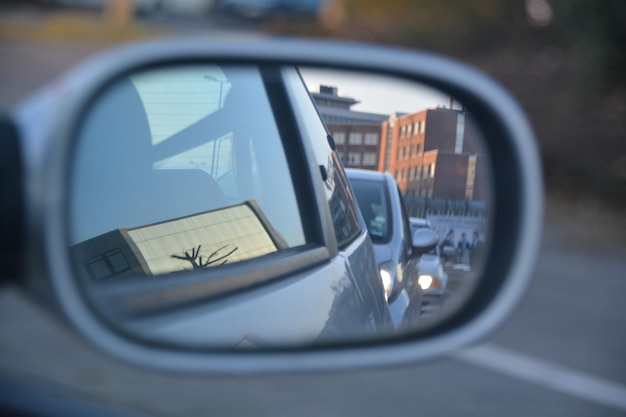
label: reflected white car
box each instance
[410,217,448,297]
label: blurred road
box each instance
[1,5,626,417]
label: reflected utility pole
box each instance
[203,75,229,109]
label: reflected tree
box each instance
[172,244,238,269]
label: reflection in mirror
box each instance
[68,63,492,350]
[301,67,492,330]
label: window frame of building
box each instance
[364,132,379,146]
[362,152,377,166]
[348,132,363,145]
[347,152,362,166]
[84,249,131,280]
[455,113,465,154]
[333,132,346,145]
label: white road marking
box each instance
[453,343,626,412]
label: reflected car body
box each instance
[346,169,423,329]
[410,217,448,297]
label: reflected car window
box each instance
[349,178,392,244]
[281,67,361,248]
[69,65,306,279]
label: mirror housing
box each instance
[12,37,542,374]
[411,228,439,256]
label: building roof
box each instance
[311,85,389,126]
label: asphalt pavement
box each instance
[1,7,626,416]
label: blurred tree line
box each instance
[265,0,626,207]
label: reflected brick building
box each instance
[311,85,488,205]
[379,107,489,202]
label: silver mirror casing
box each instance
[15,38,543,373]
[411,229,439,255]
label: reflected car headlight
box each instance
[379,266,394,300]
[418,274,434,290]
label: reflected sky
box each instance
[300,68,452,115]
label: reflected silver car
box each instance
[410,217,448,297]
[346,169,426,329]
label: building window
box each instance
[455,113,465,154]
[401,125,411,139]
[364,133,379,146]
[422,163,436,178]
[333,132,345,145]
[466,154,477,200]
[347,152,361,165]
[362,152,377,166]
[349,132,363,145]
[85,249,131,280]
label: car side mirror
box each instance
[9,38,542,374]
[411,228,439,256]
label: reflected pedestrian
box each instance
[469,230,485,268]
[456,232,470,263]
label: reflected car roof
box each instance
[345,168,388,182]
[409,217,431,228]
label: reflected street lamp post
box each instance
[203,75,229,109]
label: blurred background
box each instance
[1,1,625,416]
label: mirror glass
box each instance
[68,63,492,349]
